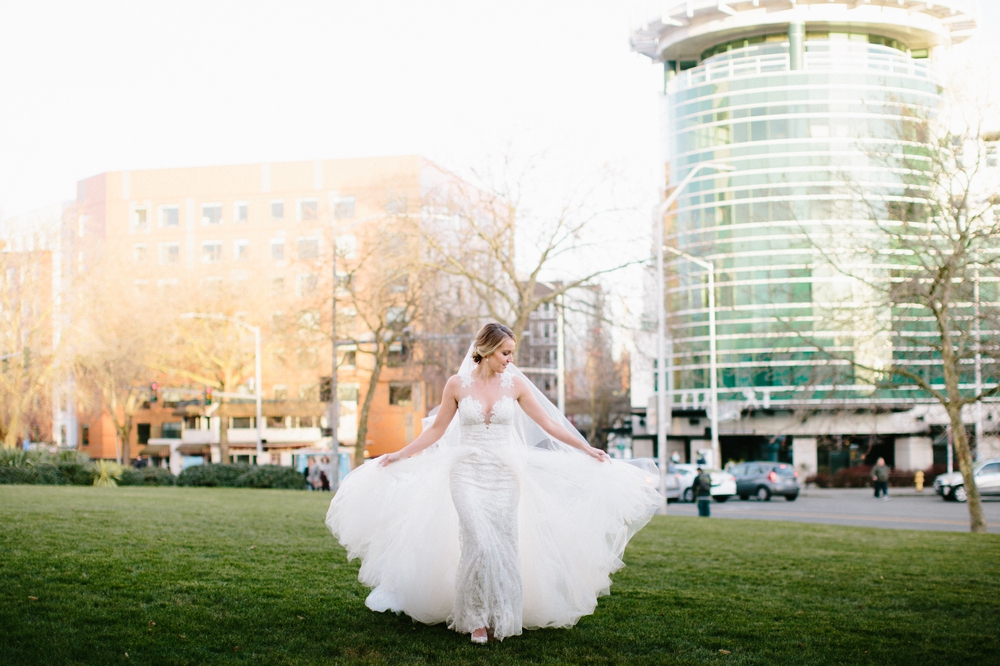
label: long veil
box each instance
[422,344,660,481]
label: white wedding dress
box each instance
[326,362,660,640]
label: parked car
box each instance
[673,463,737,502]
[730,461,800,501]
[933,459,1000,502]
[663,467,682,502]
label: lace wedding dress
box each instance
[326,361,660,640]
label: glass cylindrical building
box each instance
[633,0,976,411]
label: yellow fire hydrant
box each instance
[914,470,925,492]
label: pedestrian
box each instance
[305,458,319,490]
[694,466,713,517]
[872,457,890,500]
[319,456,332,491]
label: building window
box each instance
[160,205,179,227]
[297,198,318,221]
[80,424,89,446]
[341,350,357,367]
[161,422,182,439]
[297,237,319,260]
[299,384,319,401]
[271,276,285,296]
[335,196,356,219]
[78,215,89,237]
[133,244,147,264]
[201,203,223,225]
[271,200,284,221]
[234,201,249,223]
[159,242,180,264]
[137,423,151,444]
[389,383,413,406]
[543,323,551,339]
[201,241,223,263]
[234,240,249,261]
[271,240,285,261]
[298,273,318,295]
[273,385,287,401]
[132,208,149,230]
[232,417,253,429]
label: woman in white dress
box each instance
[326,323,660,643]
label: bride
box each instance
[326,322,660,643]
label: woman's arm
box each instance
[380,376,461,466]
[515,378,609,462]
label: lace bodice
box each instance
[458,395,516,446]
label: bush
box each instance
[120,466,176,486]
[0,465,66,485]
[831,465,873,488]
[234,465,307,490]
[805,472,831,488]
[57,460,98,485]
[176,463,307,489]
[176,463,252,487]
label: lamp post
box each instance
[655,162,733,505]
[179,313,263,462]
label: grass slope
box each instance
[0,485,997,665]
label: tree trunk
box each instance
[218,399,230,464]
[119,417,132,466]
[355,349,387,467]
[947,405,987,533]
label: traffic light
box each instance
[150,382,159,403]
[205,386,213,405]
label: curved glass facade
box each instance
[664,38,942,407]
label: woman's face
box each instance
[485,337,516,374]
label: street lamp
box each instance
[655,162,733,505]
[179,313,263,462]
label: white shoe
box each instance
[471,634,488,645]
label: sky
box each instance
[1,0,997,352]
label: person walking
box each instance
[694,467,713,517]
[872,457,890,500]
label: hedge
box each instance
[176,463,306,490]
[119,466,176,486]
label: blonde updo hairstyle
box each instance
[471,322,516,364]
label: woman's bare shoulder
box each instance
[443,374,465,393]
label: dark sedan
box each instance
[730,461,800,501]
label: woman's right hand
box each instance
[380,452,401,467]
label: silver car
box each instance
[933,458,1000,502]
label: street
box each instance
[667,487,1000,532]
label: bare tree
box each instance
[0,249,62,449]
[798,110,1000,533]
[417,156,636,357]
[156,303,260,465]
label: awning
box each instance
[138,444,170,457]
[177,444,211,455]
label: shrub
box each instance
[120,466,176,486]
[57,460,98,485]
[831,465,873,488]
[0,465,66,485]
[805,472,831,488]
[234,465,307,490]
[176,463,253,487]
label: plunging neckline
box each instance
[461,395,512,428]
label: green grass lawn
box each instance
[0,486,997,666]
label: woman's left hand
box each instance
[584,446,610,463]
